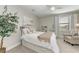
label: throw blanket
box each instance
[38,32,52,43]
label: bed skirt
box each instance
[22,39,53,53]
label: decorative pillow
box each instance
[28,27,33,33]
[22,25,36,34]
[70,30,78,36]
[28,26,36,33]
[22,28,30,34]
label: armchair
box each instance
[64,30,79,46]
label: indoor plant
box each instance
[0,6,19,53]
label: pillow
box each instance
[22,28,31,34]
[28,27,33,33]
[22,25,36,34]
[70,30,78,36]
[28,26,36,33]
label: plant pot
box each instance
[0,47,6,53]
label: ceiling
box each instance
[19,5,79,17]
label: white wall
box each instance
[54,13,78,38]
[38,13,78,37]
[38,15,55,32]
[0,5,38,51]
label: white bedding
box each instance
[21,31,60,53]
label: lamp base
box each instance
[0,47,6,53]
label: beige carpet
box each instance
[7,39,79,53]
[7,45,37,53]
[57,39,79,53]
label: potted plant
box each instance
[0,6,19,53]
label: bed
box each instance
[20,25,60,53]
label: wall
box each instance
[0,5,38,51]
[54,13,78,38]
[38,12,78,38]
[38,15,55,32]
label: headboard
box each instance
[20,24,34,36]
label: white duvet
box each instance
[21,32,60,53]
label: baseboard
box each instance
[6,42,20,51]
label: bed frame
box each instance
[20,26,53,53]
[21,39,53,53]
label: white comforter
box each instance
[21,32,60,53]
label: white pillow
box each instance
[28,27,36,33]
[22,28,30,34]
[22,26,36,34]
[29,27,36,33]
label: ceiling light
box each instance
[50,7,56,11]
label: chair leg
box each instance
[71,44,74,46]
[64,40,65,42]
[64,40,74,46]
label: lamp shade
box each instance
[76,24,79,28]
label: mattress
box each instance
[21,32,51,49]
